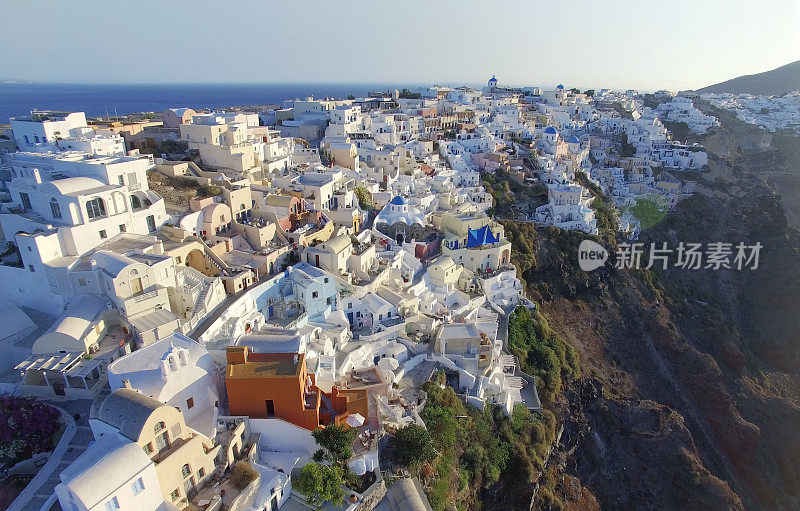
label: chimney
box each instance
[226,345,248,364]
[122,379,132,389]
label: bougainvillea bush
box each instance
[0,395,62,464]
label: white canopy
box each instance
[345,413,365,428]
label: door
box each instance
[130,277,143,296]
[315,255,320,267]
[266,400,275,417]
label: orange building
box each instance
[225,346,322,430]
[225,346,372,432]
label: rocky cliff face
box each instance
[517,106,800,510]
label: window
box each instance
[143,442,154,455]
[28,265,35,273]
[155,431,169,452]
[50,199,62,219]
[19,192,31,210]
[154,421,166,433]
[182,464,191,478]
[198,467,205,478]
[170,489,180,501]
[186,397,194,409]
[312,291,319,299]
[104,497,119,511]
[130,195,142,210]
[78,278,86,286]
[131,477,145,495]
[119,224,126,233]
[99,230,107,239]
[146,215,156,233]
[85,198,106,219]
[118,175,125,186]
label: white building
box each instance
[535,184,598,235]
[11,111,126,156]
[56,432,172,511]
[107,333,221,438]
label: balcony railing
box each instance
[133,289,159,303]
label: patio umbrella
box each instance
[345,413,365,428]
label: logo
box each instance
[578,240,608,271]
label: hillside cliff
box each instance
[498,104,800,510]
[696,60,800,95]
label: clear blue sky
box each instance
[3,0,798,91]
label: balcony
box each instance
[133,289,159,303]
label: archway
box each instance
[186,249,219,277]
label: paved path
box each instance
[10,400,93,511]
[497,304,542,410]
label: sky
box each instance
[2,0,799,91]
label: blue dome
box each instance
[488,75,498,83]
[544,127,557,135]
[566,136,579,143]
[556,84,565,89]
[389,196,407,206]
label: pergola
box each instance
[16,352,103,392]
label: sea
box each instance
[0,82,436,123]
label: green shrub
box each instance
[393,424,435,466]
[230,461,259,490]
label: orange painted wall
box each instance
[226,350,322,431]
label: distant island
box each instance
[696,59,800,95]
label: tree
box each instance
[230,461,259,490]
[399,88,422,99]
[354,185,373,210]
[312,424,357,466]
[295,462,344,510]
[584,89,595,97]
[393,423,436,466]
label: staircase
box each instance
[190,284,212,317]
[320,394,336,419]
[507,376,525,389]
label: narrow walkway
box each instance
[188,281,256,341]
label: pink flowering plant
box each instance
[0,395,62,464]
